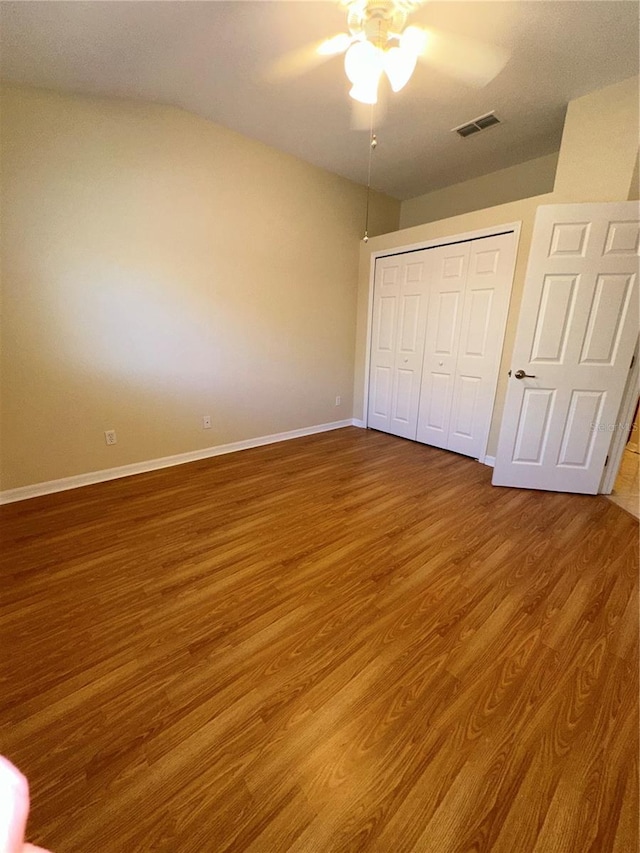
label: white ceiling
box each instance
[1,1,638,200]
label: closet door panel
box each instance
[448,233,518,458]
[450,375,481,439]
[392,367,415,425]
[377,296,397,352]
[416,243,470,448]
[423,372,450,433]
[388,259,430,438]
[371,365,392,421]
[368,254,430,439]
[367,259,401,432]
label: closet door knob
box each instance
[403,358,408,363]
[439,361,443,366]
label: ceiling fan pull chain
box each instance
[363,104,377,243]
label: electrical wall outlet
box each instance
[335,396,342,407]
[104,430,117,446]
[202,415,212,429]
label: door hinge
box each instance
[630,354,636,370]
[605,455,609,467]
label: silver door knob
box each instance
[403,358,408,363]
[514,369,536,379]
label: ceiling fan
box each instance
[320,0,430,104]
[267,1,509,241]
[271,0,509,110]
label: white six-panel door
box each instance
[367,253,430,439]
[415,233,517,457]
[368,229,518,458]
[416,242,470,448]
[447,234,519,458]
[493,202,639,494]
[368,256,402,434]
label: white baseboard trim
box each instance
[0,419,356,505]
[482,455,496,467]
[351,419,366,428]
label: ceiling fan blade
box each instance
[317,32,354,56]
[265,33,350,82]
[417,26,509,87]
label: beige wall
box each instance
[628,153,639,201]
[399,153,559,230]
[0,85,400,490]
[354,76,640,458]
[554,75,639,203]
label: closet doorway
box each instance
[366,224,520,461]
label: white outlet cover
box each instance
[203,416,212,429]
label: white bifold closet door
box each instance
[417,234,517,457]
[415,241,470,449]
[368,230,517,459]
[367,252,430,439]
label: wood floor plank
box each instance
[1,427,637,852]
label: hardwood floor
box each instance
[1,426,638,852]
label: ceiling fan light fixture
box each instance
[349,78,380,105]
[344,40,383,86]
[384,45,417,92]
[341,5,426,102]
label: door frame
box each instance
[363,221,522,461]
[599,335,639,493]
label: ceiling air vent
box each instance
[452,112,501,138]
